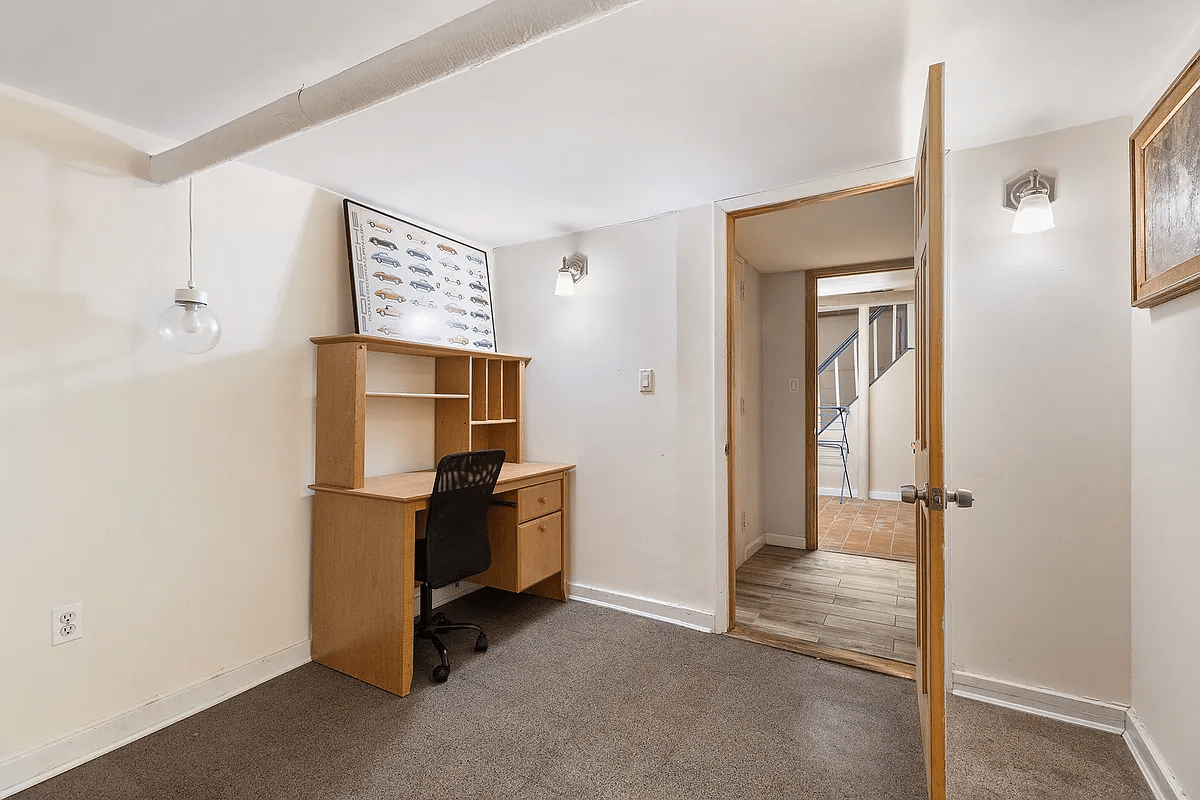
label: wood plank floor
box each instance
[817,496,916,562]
[735,545,917,664]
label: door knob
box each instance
[947,489,974,508]
[901,484,974,509]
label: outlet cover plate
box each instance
[52,601,83,645]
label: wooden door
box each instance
[913,62,947,800]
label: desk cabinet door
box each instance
[517,511,562,590]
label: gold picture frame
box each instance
[1132,48,1200,308]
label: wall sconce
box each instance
[555,253,588,296]
[1004,169,1057,234]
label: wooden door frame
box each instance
[724,175,914,635]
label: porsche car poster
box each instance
[343,199,495,353]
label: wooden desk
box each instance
[310,461,574,697]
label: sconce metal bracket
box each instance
[562,252,588,283]
[1003,169,1056,211]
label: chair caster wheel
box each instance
[432,664,450,683]
[474,634,488,652]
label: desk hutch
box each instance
[308,334,573,696]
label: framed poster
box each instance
[1132,48,1200,308]
[343,199,496,352]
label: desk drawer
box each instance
[517,480,562,522]
[517,511,562,590]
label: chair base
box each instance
[414,584,488,683]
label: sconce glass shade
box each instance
[1011,190,1055,234]
[554,269,576,296]
[158,287,221,354]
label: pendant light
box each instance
[158,181,221,354]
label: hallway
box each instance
[735,545,917,664]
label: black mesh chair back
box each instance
[421,449,506,590]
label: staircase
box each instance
[817,303,911,432]
[816,304,912,502]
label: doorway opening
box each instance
[814,267,916,563]
[726,178,918,677]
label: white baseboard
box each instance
[1124,709,1186,800]
[869,490,901,501]
[818,487,860,498]
[764,533,806,549]
[568,583,714,632]
[0,640,311,799]
[951,671,1128,734]
[743,534,766,561]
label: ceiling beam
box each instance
[147,0,643,184]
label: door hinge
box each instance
[929,486,945,511]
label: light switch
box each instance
[639,369,654,393]
[789,377,800,394]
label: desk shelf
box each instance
[314,335,527,489]
[366,392,471,400]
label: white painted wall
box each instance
[945,117,1133,704]
[1126,27,1200,798]
[734,256,764,565]
[1130,291,1200,798]
[759,271,807,548]
[491,207,719,622]
[0,83,451,765]
[868,349,914,497]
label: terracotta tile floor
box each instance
[817,496,915,562]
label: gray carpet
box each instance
[16,589,927,799]
[13,590,1154,799]
[946,694,1153,800]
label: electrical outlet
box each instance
[52,602,83,645]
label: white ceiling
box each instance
[818,270,915,297]
[736,184,913,273]
[0,0,494,141]
[2,0,1198,246]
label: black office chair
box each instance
[415,449,506,683]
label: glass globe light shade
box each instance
[159,287,221,354]
[1011,191,1055,234]
[554,269,576,296]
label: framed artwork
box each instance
[343,199,496,352]
[1132,48,1200,308]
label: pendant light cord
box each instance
[187,179,195,290]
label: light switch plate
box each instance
[789,377,800,394]
[639,369,654,393]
